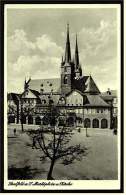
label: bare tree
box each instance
[32,106,88,180]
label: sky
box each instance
[6,6,119,93]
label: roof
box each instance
[84,76,100,94]
[30,89,40,97]
[73,76,100,94]
[85,95,110,107]
[73,76,88,92]
[29,78,61,93]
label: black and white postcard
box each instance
[1,1,124,192]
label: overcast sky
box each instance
[7,6,119,93]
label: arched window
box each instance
[64,76,68,84]
[101,119,108,129]
[84,118,91,128]
[28,115,33,124]
[92,118,99,128]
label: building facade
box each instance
[7,24,117,129]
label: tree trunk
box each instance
[86,127,88,137]
[47,159,55,180]
[21,118,24,132]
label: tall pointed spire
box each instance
[65,23,71,63]
[75,34,79,67]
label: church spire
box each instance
[75,34,79,67]
[65,23,71,63]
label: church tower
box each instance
[61,24,75,95]
[74,34,82,79]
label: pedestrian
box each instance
[13,128,16,136]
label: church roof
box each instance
[73,76,88,92]
[84,95,110,107]
[73,75,100,94]
[29,78,61,93]
[84,76,100,94]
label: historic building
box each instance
[7,24,117,129]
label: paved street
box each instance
[8,125,118,180]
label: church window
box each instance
[64,76,68,84]
[64,67,67,72]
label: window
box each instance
[97,109,100,113]
[41,84,43,87]
[49,83,52,86]
[113,98,117,103]
[64,76,68,84]
[80,109,82,113]
[101,109,103,113]
[84,109,88,114]
[92,109,95,114]
[88,109,91,114]
[64,67,67,72]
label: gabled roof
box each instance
[85,95,110,107]
[30,89,40,97]
[84,76,100,94]
[73,75,100,94]
[29,78,61,93]
[73,76,88,92]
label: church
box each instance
[7,24,117,129]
